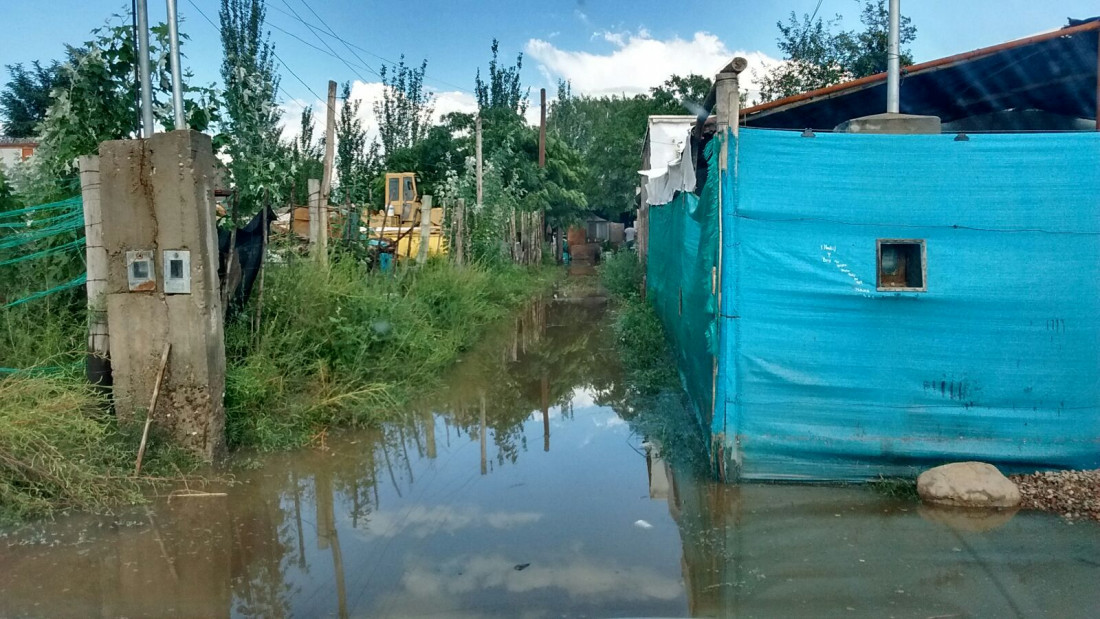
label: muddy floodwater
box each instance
[2,298,1099,618]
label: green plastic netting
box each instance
[645,135,721,429]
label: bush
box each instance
[225,255,555,449]
[599,249,643,300]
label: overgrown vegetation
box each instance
[599,249,644,302]
[224,256,557,450]
[0,372,199,522]
[597,250,708,476]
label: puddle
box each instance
[1,298,1098,618]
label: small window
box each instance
[388,178,399,203]
[403,177,415,202]
[132,261,149,280]
[877,240,926,292]
[169,259,184,279]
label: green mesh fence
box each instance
[645,135,721,429]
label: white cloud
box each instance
[353,504,542,539]
[526,29,778,103]
[400,553,683,601]
[281,82,479,150]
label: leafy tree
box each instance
[475,39,527,117]
[548,77,709,221]
[649,73,713,114]
[374,57,434,157]
[220,0,287,213]
[0,167,18,211]
[26,15,217,200]
[846,0,916,78]
[0,61,65,138]
[289,107,322,204]
[757,0,916,102]
[334,82,380,206]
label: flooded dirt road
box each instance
[2,297,1099,617]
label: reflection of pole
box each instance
[380,439,403,498]
[541,375,550,452]
[317,468,348,619]
[480,392,487,476]
[292,471,306,568]
[425,411,437,459]
[332,527,348,619]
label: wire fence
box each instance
[0,196,87,310]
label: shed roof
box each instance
[742,19,1100,131]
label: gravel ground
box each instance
[1009,470,1100,521]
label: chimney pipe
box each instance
[886,0,901,113]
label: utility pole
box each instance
[135,0,154,136]
[166,0,186,129]
[320,80,337,262]
[539,88,547,168]
[886,0,901,114]
[475,116,483,209]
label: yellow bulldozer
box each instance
[363,172,447,260]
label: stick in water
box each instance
[135,342,171,476]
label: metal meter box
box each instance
[163,250,192,294]
[125,250,156,292]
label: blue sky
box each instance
[2,0,1098,131]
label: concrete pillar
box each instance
[79,155,111,388]
[99,130,226,461]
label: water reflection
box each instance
[2,297,1098,618]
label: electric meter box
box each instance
[125,250,156,292]
[163,250,192,294]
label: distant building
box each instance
[0,137,38,170]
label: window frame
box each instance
[876,239,927,293]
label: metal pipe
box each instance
[135,0,155,136]
[166,0,186,129]
[886,0,901,113]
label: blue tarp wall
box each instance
[713,128,1100,481]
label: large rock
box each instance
[917,462,1021,508]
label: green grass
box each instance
[224,255,557,450]
[0,371,199,522]
[598,249,644,301]
[0,253,555,521]
[869,475,919,500]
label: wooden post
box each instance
[417,195,433,264]
[539,88,547,168]
[79,155,110,389]
[321,80,337,261]
[475,117,483,210]
[308,178,324,263]
[455,198,465,266]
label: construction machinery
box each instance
[363,172,447,260]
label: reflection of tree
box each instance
[420,299,622,470]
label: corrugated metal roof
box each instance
[742,19,1100,131]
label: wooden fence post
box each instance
[417,195,433,264]
[455,198,465,266]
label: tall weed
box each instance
[225,255,555,449]
[599,249,643,300]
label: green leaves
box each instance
[757,0,918,102]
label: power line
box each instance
[267,0,473,94]
[278,0,382,83]
[183,0,326,106]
